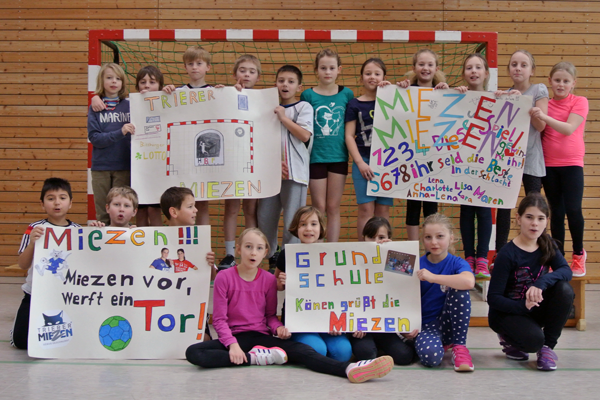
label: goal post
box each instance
[87,29,498,243]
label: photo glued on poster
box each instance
[285,241,422,333]
[130,87,281,204]
[384,250,417,277]
[28,226,212,359]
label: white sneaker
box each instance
[346,356,393,383]
[249,346,288,366]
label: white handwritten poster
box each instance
[129,87,281,204]
[369,87,532,208]
[28,226,211,359]
[285,241,421,333]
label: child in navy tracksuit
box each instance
[87,62,134,224]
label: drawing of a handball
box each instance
[99,316,132,351]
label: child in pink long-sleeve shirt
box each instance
[185,228,394,383]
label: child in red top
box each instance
[530,62,589,276]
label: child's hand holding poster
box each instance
[28,226,211,359]
[369,87,532,208]
[284,241,421,333]
[129,87,281,204]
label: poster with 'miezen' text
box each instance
[285,241,421,333]
[129,87,281,204]
[28,226,211,359]
[369,87,532,208]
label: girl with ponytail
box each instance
[488,193,574,371]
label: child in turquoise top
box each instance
[301,49,354,243]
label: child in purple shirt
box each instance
[185,228,394,383]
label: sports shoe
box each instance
[248,346,288,366]
[217,254,237,272]
[465,256,476,273]
[346,356,393,383]
[498,334,528,360]
[475,257,491,278]
[536,346,558,371]
[571,249,587,277]
[451,344,474,372]
[489,253,496,273]
[568,303,576,320]
[268,246,281,274]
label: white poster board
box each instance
[28,226,211,359]
[284,241,421,333]
[369,87,532,208]
[130,87,281,204]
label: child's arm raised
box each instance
[17,226,44,270]
[396,79,411,88]
[90,95,106,112]
[417,269,474,290]
[274,106,311,143]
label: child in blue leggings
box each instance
[404,213,475,372]
[275,206,352,361]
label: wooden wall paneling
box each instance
[1,0,599,269]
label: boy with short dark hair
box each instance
[160,186,216,339]
[11,178,81,349]
[257,65,314,271]
[159,187,215,267]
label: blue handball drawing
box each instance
[99,316,132,351]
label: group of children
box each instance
[10,45,587,380]
[85,44,588,281]
[12,177,574,378]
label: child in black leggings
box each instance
[186,228,394,383]
[488,193,574,371]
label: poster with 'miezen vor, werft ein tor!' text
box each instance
[28,226,211,359]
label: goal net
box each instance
[88,29,498,251]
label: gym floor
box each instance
[1,277,599,400]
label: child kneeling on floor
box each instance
[404,213,476,372]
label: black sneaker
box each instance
[217,254,236,272]
[268,246,281,274]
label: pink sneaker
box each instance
[452,344,474,372]
[475,257,490,278]
[489,253,496,273]
[571,250,586,277]
[346,356,393,383]
[465,256,476,273]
